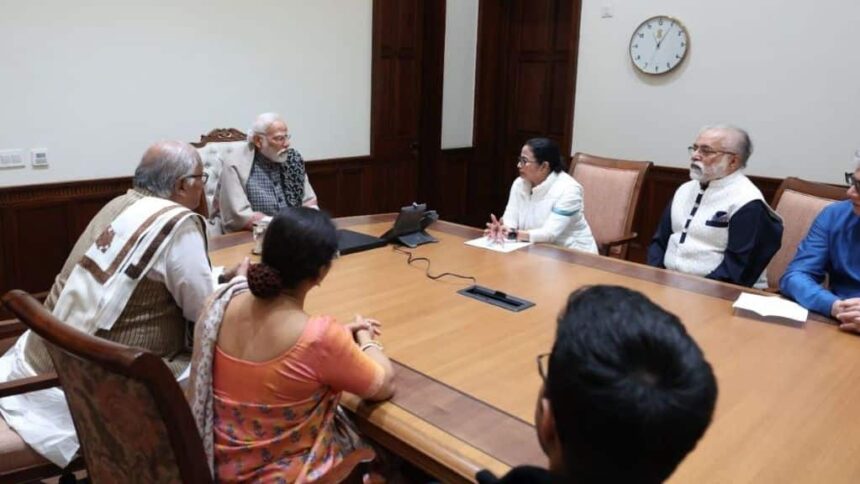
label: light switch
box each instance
[31,148,48,167]
[0,149,25,169]
[601,4,614,18]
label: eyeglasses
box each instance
[184,172,210,184]
[517,156,540,167]
[537,353,550,381]
[688,145,735,157]
[845,172,860,192]
[269,133,292,143]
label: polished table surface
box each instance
[209,214,860,483]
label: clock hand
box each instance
[656,22,675,50]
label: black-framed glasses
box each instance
[687,145,735,157]
[537,353,550,381]
[184,172,210,184]
[845,172,860,192]
[270,133,292,144]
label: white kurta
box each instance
[0,212,214,467]
[501,171,598,253]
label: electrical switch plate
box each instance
[31,148,48,167]
[600,4,614,18]
[0,149,25,168]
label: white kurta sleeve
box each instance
[149,218,215,323]
[528,181,584,243]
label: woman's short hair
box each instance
[247,208,339,298]
[526,137,566,173]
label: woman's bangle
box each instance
[360,340,384,352]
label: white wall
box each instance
[441,0,479,149]
[572,0,860,184]
[0,0,372,187]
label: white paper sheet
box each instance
[464,236,531,253]
[732,293,809,322]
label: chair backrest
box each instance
[766,177,848,290]
[191,128,252,234]
[2,290,212,484]
[569,152,652,258]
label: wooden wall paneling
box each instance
[306,161,340,214]
[436,148,473,224]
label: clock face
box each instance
[629,16,689,75]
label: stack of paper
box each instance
[464,236,531,253]
[732,293,808,323]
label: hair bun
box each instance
[247,263,283,298]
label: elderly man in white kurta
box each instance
[0,141,243,467]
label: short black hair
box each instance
[260,207,338,290]
[547,285,717,483]
[526,137,566,173]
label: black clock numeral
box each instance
[658,19,664,26]
[666,62,671,68]
[681,42,686,47]
[675,54,680,59]
[678,30,683,36]
[644,62,649,67]
[654,66,659,72]
[636,55,641,60]
[647,23,652,29]
[638,33,644,39]
[633,43,638,48]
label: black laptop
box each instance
[337,229,387,255]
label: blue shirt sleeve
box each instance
[706,200,783,287]
[647,201,673,268]
[780,207,838,316]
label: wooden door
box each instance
[471,0,581,225]
[368,0,444,214]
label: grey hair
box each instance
[248,112,285,145]
[132,141,201,198]
[699,124,753,167]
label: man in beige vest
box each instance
[0,140,247,467]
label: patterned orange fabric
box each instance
[212,316,383,482]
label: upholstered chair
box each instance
[766,177,848,291]
[192,128,252,237]
[2,290,212,484]
[569,153,652,259]
[0,318,83,482]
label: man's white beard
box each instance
[689,159,729,183]
[260,141,289,163]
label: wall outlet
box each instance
[31,148,48,167]
[0,149,25,168]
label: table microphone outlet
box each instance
[458,285,535,312]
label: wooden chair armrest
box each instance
[0,318,26,340]
[763,287,781,294]
[598,232,639,256]
[0,373,60,398]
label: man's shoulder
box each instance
[817,199,854,225]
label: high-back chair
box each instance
[192,128,252,236]
[2,289,212,484]
[569,153,652,259]
[0,317,84,482]
[766,177,848,291]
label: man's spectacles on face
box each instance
[537,353,550,381]
[269,133,292,144]
[688,145,736,157]
[845,172,860,192]
[184,172,210,184]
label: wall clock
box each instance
[629,16,689,75]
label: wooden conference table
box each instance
[209,214,860,483]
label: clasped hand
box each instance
[484,214,510,244]
[346,314,383,345]
[831,298,860,334]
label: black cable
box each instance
[392,246,477,285]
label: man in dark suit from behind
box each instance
[478,285,718,483]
